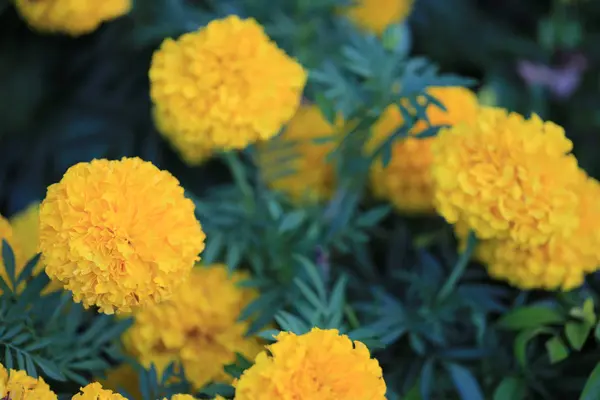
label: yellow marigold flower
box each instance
[14,0,131,36]
[0,215,24,292]
[167,395,196,400]
[38,157,206,314]
[257,105,342,203]
[432,107,581,246]
[235,327,386,400]
[9,202,63,294]
[344,0,414,36]
[369,87,479,214]
[475,174,600,291]
[123,264,262,390]
[150,15,307,164]
[0,363,57,400]
[98,363,140,400]
[72,382,126,400]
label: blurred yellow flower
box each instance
[432,107,581,246]
[235,328,386,400]
[14,0,131,36]
[369,86,479,214]
[168,395,196,400]
[123,264,262,390]
[150,15,307,165]
[0,215,24,292]
[39,157,206,314]
[344,0,414,36]
[257,105,342,203]
[98,363,140,400]
[0,363,57,400]
[72,382,126,399]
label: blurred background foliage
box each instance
[3,0,600,399]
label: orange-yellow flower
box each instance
[72,382,126,400]
[257,105,341,203]
[344,0,414,35]
[432,107,581,246]
[0,363,57,400]
[235,328,386,400]
[39,157,206,314]
[369,86,479,214]
[123,264,262,390]
[0,215,24,292]
[98,363,140,400]
[14,0,131,36]
[150,15,307,165]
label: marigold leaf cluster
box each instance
[150,15,307,165]
[123,264,262,390]
[369,86,479,214]
[234,328,386,400]
[433,107,600,290]
[257,104,343,204]
[38,157,206,314]
[14,0,132,36]
[344,0,415,35]
[0,363,57,400]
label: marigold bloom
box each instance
[150,15,307,164]
[369,87,479,214]
[14,0,131,36]
[235,328,386,400]
[344,0,414,35]
[168,396,196,400]
[0,215,24,291]
[123,264,262,390]
[72,383,126,400]
[0,363,57,400]
[257,105,341,203]
[432,107,581,246]
[39,157,206,314]
[475,174,600,291]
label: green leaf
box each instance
[200,383,235,398]
[278,210,305,233]
[4,346,13,369]
[493,377,526,400]
[447,363,484,400]
[420,359,435,400]
[25,354,37,378]
[355,206,391,227]
[566,321,592,351]
[581,362,600,400]
[202,232,223,265]
[16,254,41,284]
[514,327,553,368]
[2,240,16,289]
[546,336,569,364]
[256,329,280,342]
[315,92,337,126]
[225,243,242,270]
[498,305,564,330]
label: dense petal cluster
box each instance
[123,264,262,390]
[0,215,24,292]
[257,105,341,203]
[72,383,126,400]
[0,363,57,400]
[150,15,307,165]
[14,0,131,36]
[38,157,206,314]
[235,328,386,400]
[344,0,414,35]
[473,173,600,290]
[432,107,581,246]
[369,87,479,214]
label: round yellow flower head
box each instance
[369,86,479,214]
[0,363,57,400]
[344,0,414,35]
[475,174,600,291]
[123,264,262,390]
[14,0,132,36]
[38,157,206,314]
[257,104,342,203]
[72,382,126,399]
[150,15,308,164]
[0,215,24,292]
[432,107,581,246]
[235,328,386,400]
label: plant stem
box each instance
[437,231,477,302]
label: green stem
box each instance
[437,231,477,302]
[345,305,361,330]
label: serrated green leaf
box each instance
[2,325,22,341]
[24,337,54,352]
[11,333,30,346]
[4,346,13,369]
[294,278,324,312]
[274,311,310,335]
[498,305,564,330]
[16,254,41,284]
[70,359,111,371]
[16,350,25,370]
[294,254,326,301]
[202,232,224,265]
[25,354,37,378]
[546,336,569,364]
[2,240,16,289]
[493,376,526,400]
